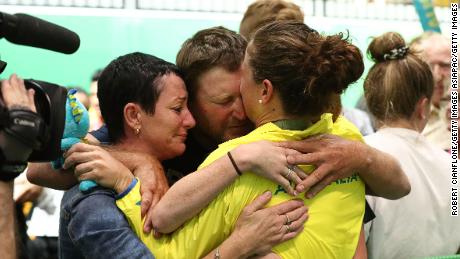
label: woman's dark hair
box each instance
[98,52,182,142]
[248,21,364,117]
[364,32,433,123]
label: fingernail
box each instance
[306,192,314,199]
[293,191,298,196]
[297,184,304,192]
[264,191,272,197]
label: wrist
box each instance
[356,142,373,175]
[219,231,253,259]
[115,178,138,199]
[114,170,135,194]
[230,146,251,173]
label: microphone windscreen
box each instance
[6,13,80,54]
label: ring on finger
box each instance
[284,214,291,225]
[285,167,294,179]
[284,224,291,233]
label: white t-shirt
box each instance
[364,127,459,258]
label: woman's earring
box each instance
[135,127,140,135]
[258,99,262,104]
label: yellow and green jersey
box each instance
[117,113,365,259]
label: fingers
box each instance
[74,162,94,179]
[285,152,322,167]
[9,74,19,84]
[305,175,337,199]
[144,194,161,232]
[140,188,153,219]
[63,149,95,169]
[2,74,37,112]
[281,212,308,241]
[283,148,303,158]
[150,192,161,210]
[291,165,308,180]
[66,142,98,157]
[275,175,296,196]
[295,164,330,194]
[282,225,305,241]
[143,209,154,234]
[288,211,308,231]
[153,229,162,239]
[284,205,308,225]
[27,88,36,112]
[276,134,327,153]
[285,166,302,186]
[244,191,272,214]
[269,199,304,216]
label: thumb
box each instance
[27,89,36,112]
[245,191,272,213]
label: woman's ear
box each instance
[260,79,274,104]
[415,97,430,121]
[124,103,142,132]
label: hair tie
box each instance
[383,46,409,60]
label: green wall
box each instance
[1,15,239,92]
[1,12,439,107]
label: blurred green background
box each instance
[0,12,448,107]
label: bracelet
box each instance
[214,246,220,259]
[227,151,242,176]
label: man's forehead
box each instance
[197,67,242,95]
[416,40,449,62]
[425,45,450,62]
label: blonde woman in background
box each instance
[363,32,459,258]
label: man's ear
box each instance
[260,79,274,104]
[124,103,142,131]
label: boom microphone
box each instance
[0,12,80,54]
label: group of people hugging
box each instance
[6,0,455,258]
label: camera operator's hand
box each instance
[1,74,36,112]
[0,74,41,177]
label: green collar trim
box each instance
[272,119,312,130]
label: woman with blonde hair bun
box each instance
[364,32,459,258]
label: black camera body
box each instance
[24,79,67,161]
[0,80,67,163]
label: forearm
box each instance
[203,233,252,259]
[353,226,367,259]
[152,154,238,233]
[359,145,410,199]
[27,163,77,190]
[0,181,16,259]
[101,146,150,171]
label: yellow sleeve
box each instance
[333,115,365,142]
[115,179,157,250]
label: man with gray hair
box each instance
[411,32,450,150]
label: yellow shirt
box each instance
[117,114,365,259]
